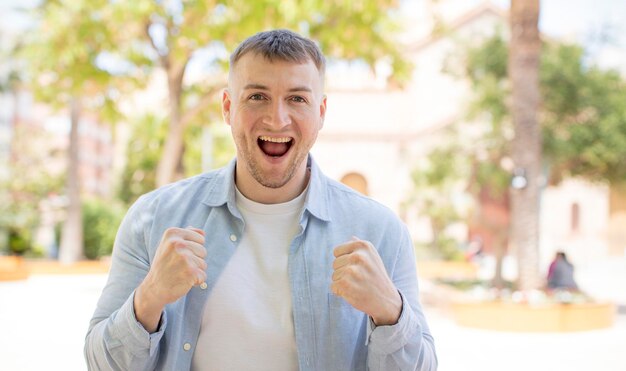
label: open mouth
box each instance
[258,135,293,158]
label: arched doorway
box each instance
[340,172,369,196]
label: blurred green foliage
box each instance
[20,0,127,119]
[405,143,469,261]
[76,0,412,184]
[541,44,626,184]
[81,199,125,260]
[18,0,135,262]
[7,228,30,255]
[182,120,237,188]
[13,0,413,260]
[117,114,167,207]
[116,113,235,207]
[407,32,626,260]
[456,32,626,186]
[0,125,64,256]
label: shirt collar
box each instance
[201,155,331,222]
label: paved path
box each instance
[0,275,105,371]
[0,274,624,371]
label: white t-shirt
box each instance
[191,186,306,371]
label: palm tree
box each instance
[508,0,542,291]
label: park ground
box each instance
[0,268,625,371]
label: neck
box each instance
[235,163,310,204]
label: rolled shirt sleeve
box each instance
[85,291,166,370]
[114,291,167,359]
[365,223,438,371]
[365,292,437,371]
[84,196,166,371]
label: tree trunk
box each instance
[156,67,186,187]
[491,233,506,290]
[509,0,542,291]
[59,98,83,264]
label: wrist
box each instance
[372,291,402,326]
[134,281,165,333]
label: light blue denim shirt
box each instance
[85,156,437,371]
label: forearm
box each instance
[370,289,402,326]
[134,281,166,333]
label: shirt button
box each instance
[183,342,192,351]
[229,234,237,242]
[200,282,208,290]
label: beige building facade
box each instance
[313,1,622,286]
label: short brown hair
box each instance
[229,29,325,75]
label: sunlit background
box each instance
[1,1,625,370]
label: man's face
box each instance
[223,52,326,191]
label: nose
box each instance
[263,100,292,128]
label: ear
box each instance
[222,89,232,126]
[318,94,327,129]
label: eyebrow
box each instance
[243,83,312,93]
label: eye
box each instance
[249,93,266,101]
[290,96,307,103]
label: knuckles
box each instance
[355,240,375,254]
[350,251,366,265]
[346,265,361,280]
[197,248,208,259]
[185,263,198,277]
[164,227,182,237]
[333,265,361,282]
[172,239,187,250]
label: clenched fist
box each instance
[331,237,402,326]
[134,227,207,332]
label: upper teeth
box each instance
[259,136,291,143]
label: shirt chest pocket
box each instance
[327,293,367,371]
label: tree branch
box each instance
[179,85,223,128]
[144,21,169,68]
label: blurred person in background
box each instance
[547,251,578,291]
[84,29,437,371]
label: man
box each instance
[85,29,437,371]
